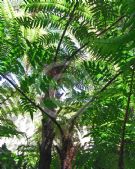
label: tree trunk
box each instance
[38,119,55,169]
[118,142,124,169]
[60,136,76,169]
[61,146,76,169]
[38,64,66,169]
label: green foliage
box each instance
[0,117,22,137]
[0,144,17,169]
[0,144,38,169]
[1,0,135,168]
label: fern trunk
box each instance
[61,148,75,169]
[38,65,63,169]
[38,119,54,169]
[59,136,76,169]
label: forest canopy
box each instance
[0,0,135,169]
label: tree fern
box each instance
[1,0,135,168]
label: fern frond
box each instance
[0,117,22,137]
[25,0,69,16]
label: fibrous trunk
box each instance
[38,64,66,169]
[60,136,76,169]
[38,119,54,169]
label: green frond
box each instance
[25,0,69,16]
[0,117,22,137]
[16,14,63,29]
[0,86,20,116]
[36,31,60,45]
[88,30,135,64]
[83,60,113,84]
[20,97,37,120]
[62,36,78,55]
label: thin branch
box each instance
[50,16,124,132]
[97,15,125,36]
[0,73,64,136]
[118,67,134,169]
[67,15,125,61]
[56,106,63,115]
[54,1,78,62]
[69,71,122,132]
[58,16,125,76]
